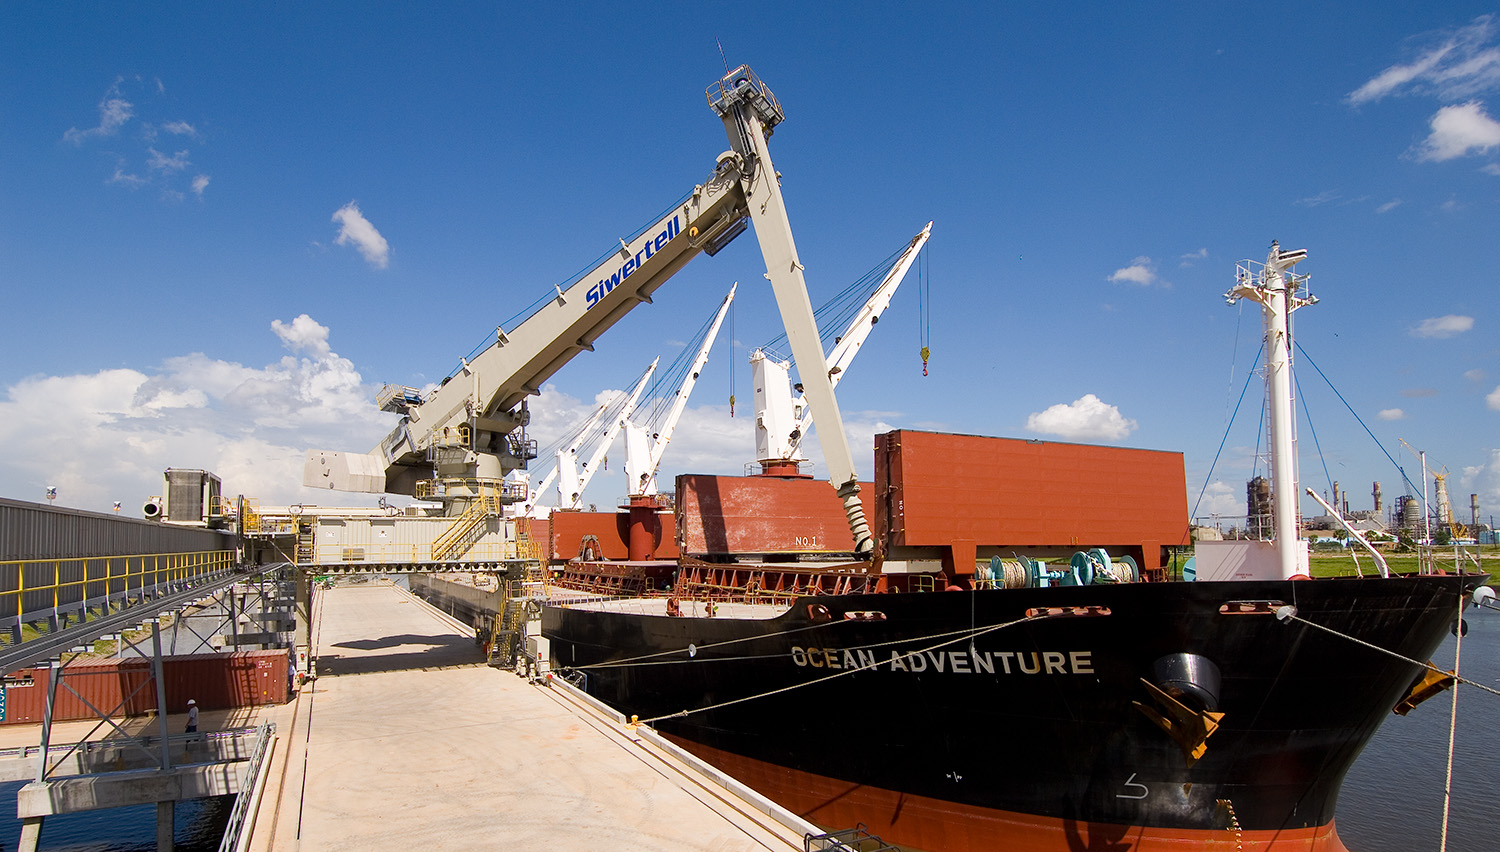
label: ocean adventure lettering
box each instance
[585,216,681,308]
[788,646,1094,676]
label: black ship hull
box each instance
[543,574,1474,851]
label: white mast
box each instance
[1226,242,1316,579]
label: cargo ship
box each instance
[541,242,1485,851]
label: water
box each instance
[1336,609,1500,852]
[0,784,231,851]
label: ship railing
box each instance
[805,823,898,852]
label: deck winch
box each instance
[981,549,1141,589]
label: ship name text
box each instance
[789,646,1094,675]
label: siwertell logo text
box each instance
[586,216,681,308]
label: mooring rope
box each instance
[627,613,1049,726]
[1280,608,1500,697]
[1439,593,1462,852]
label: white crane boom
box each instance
[624,283,737,496]
[708,67,874,553]
[560,358,657,510]
[304,151,754,508]
[307,64,884,555]
[760,222,931,464]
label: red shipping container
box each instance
[2,649,291,725]
[676,474,875,556]
[874,430,1188,574]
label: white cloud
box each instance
[332,202,390,269]
[1460,449,1500,510]
[1377,408,1406,421]
[1464,369,1486,383]
[1484,163,1500,175]
[1179,248,1208,268]
[1488,385,1500,410]
[1295,190,1341,207]
[0,317,397,512]
[1349,16,1500,105]
[147,147,191,173]
[65,79,209,200]
[1025,394,1137,441]
[63,83,134,144]
[1196,480,1244,523]
[1410,314,1474,338]
[1376,199,1403,213]
[1108,257,1159,286]
[1415,102,1500,161]
[107,165,146,188]
[272,313,333,357]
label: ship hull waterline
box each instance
[542,573,1474,851]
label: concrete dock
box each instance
[246,583,813,851]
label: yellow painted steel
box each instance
[1,550,235,624]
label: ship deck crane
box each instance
[624,283,737,498]
[306,65,877,554]
[512,393,613,519]
[752,222,931,475]
[557,359,657,510]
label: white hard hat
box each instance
[187,699,196,705]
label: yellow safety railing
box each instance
[1,550,236,628]
[308,538,526,565]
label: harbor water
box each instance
[1336,608,1498,852]
[0,787,230,851]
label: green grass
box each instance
[1307,547,1497,584]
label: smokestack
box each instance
[1332,481,1340,516]
[1473,494,1481,528]
[1373,481,1382,513]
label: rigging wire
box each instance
[1190,346,1262,521]
[1280,609,1500,697]
[447,189,697,381]
[919,243,930,375]
[756,240,911,358]
[624,612,1050,726]
[1293,342,1422,497]
[1294,371,1335,507]
[728,294,735,417]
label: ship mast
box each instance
[1226,242,1316,579]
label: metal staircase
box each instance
[431,490,501,561]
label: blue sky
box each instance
[2,3,1498,530]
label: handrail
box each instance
[1,550,236,631]
[219,721,276,852]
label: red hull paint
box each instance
[668,736,1350,852]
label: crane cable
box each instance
[919,244,931,376]
[727,295,735,417]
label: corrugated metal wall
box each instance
[0,497,232,561]
[1,650,291,724]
